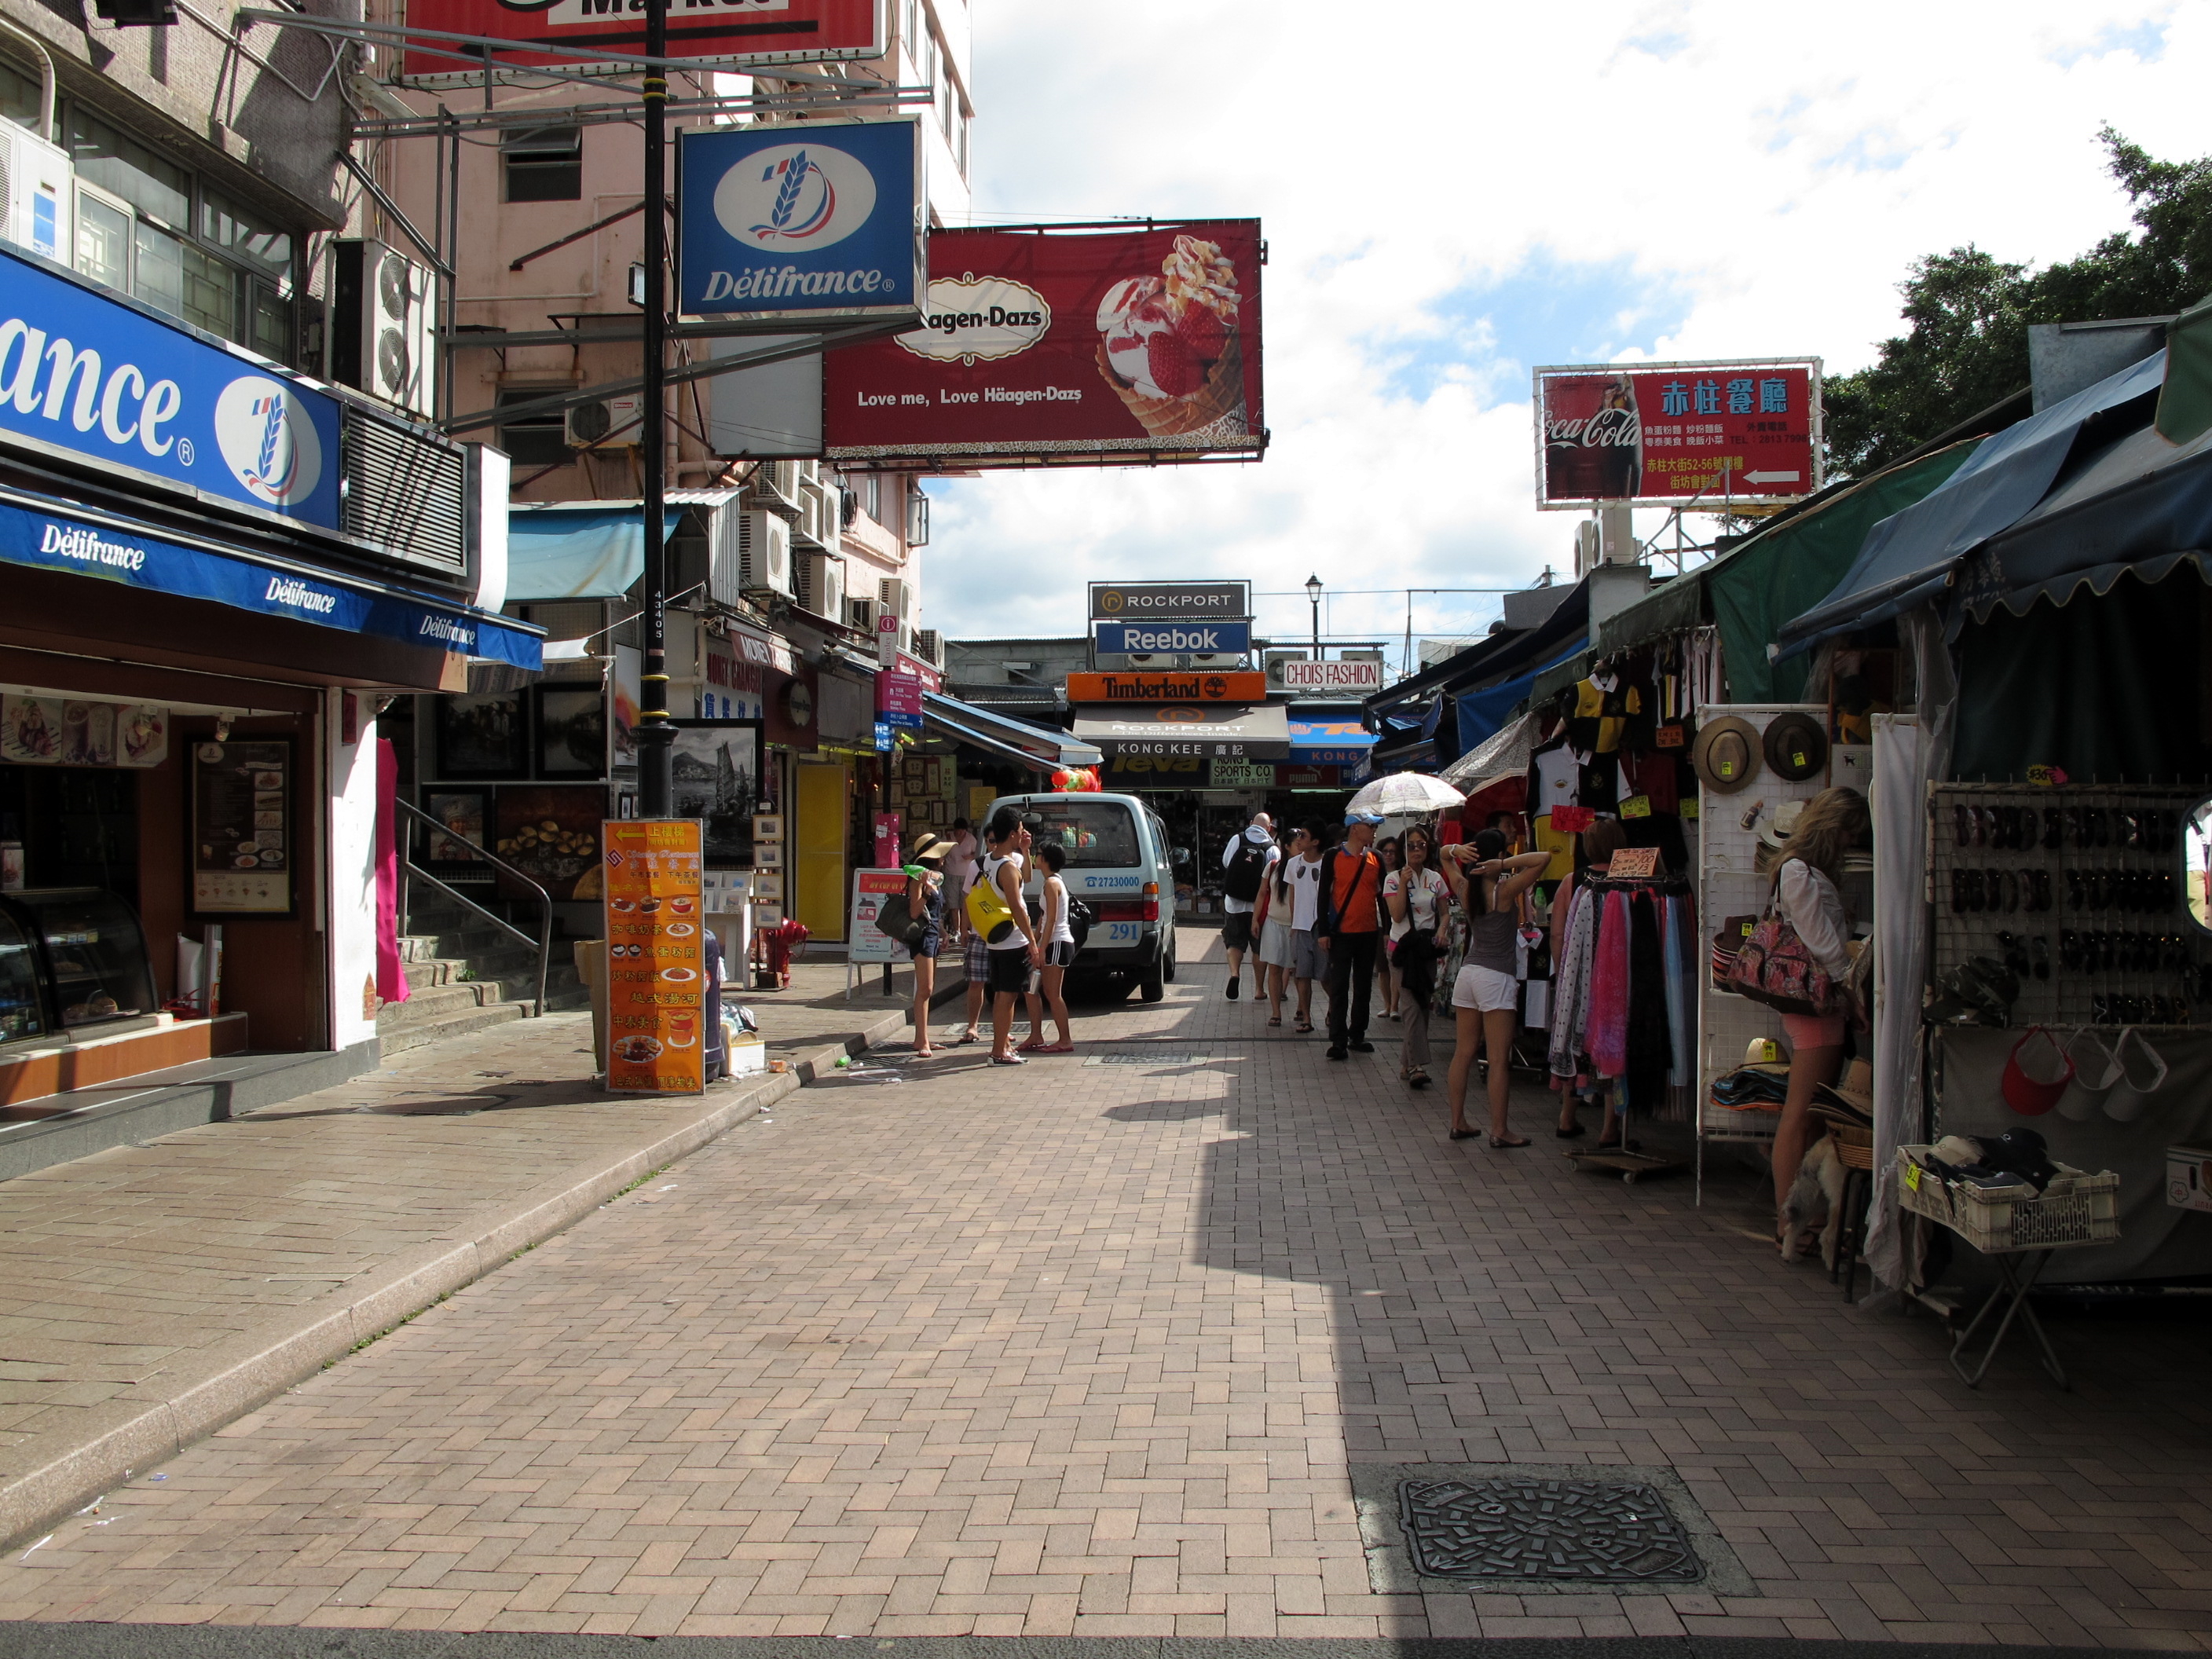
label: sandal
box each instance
[1489,1135,1532,1149]
[1555,1122,1585,1139]
[1268,1016,1282,1027]
[989,1053,1027,1066]
[1449,1127,1479,1141]
[1295,1019,1315,1034]
[1408,1068,1430,1090]
[1034,1042,1075,1054]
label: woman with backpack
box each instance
[903,831,952,1057]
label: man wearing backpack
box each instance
[1317,811,1386,1060]
[1218,811,1278,1001]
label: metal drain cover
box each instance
[1084,1053,1207,1066]
[1397,1478,1702,1583]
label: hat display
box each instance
[1815,1057,1874,1121]
[1755,798,1807,850]
[1690,715,1760,793]
[1763,711,1829,782]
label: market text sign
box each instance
[1093,621,1251,656]
[401,0,882,80]
[1065,672,1265,703]
[678,119,925,323]
[1533,359,1821,509]
[602,819,706,1095]
[826,222,1265,466]
[1280,659,1382,692]
[1090,580,1249,620]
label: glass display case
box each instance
[0,888,156,1036]
[0,908,44,1045]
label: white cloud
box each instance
[920,0,2202,654]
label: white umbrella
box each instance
[1345,771,1466,817]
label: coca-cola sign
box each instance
[1533,359,1822,509]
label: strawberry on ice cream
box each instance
[1095,236,1247,438]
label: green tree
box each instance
[1826,129,2212,476]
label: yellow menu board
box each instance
[602,819,706,1094]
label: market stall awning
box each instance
[1367,578,1590,722]
[1287,719,1377,764]
[1440,707,1543,791]
[508,504,681,600]
[1780,348,2170,656]
[925,690,1101,768]
[1071,702,1291,760]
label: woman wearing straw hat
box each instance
[905,831,953,1058]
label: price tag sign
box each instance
[1619,794,1652,819]
[1609,846,1662,879]
[1905,1165,1923,1192]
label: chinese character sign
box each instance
[1534,360,1820,508]
[602,819,707,1095]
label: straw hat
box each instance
[910,832,951,864]
[1690,715,1760,793]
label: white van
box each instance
[982,790,1179,1002]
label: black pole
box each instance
[636,0,672,815]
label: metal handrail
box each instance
[394,798,553,1018]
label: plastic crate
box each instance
[1895,1145,2119,1254]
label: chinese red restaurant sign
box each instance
[401,0,881,82]
[602,819,706,1095]
[1533,359,1821,508]
[825,222,1265,467]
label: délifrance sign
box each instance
[677,119,925,324]
[0,244,342,533]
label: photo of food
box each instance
[1095,233,1247,439]
[493,787,603,901]
[119,705,167,767]
[2,697,62,763]
[613,1035,663,1064]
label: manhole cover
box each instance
[1397,1478,1703,1583]
[1085,1053,1207,1066]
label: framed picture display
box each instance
[753,841,784,870]
[669,719,764,867]
[536,685,608,779]
[435,690,529,780]
[493,786,605,901]
[419,786,494,884]
[752,871,784,899]
[189,736,295,917]
[753,814,784,842]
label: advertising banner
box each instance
[0,246,342,533]
[602,819,707,1095]
[1064,671,1266,703]
[1533,359,1821,509]
[677,119,924,325]
[825,222,1265,466]
[1093,621,1251,656]
[1089,580,1249,620]
[401,0,882,82]
[1071,703,1290,761]
[1280,659,1383,693]
[848,866,908,963]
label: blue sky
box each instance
[919,1,2199,656]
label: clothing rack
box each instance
[1555,871,1698,1185]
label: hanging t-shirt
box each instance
[1567,670,1641,754]
[1529,739,1583,819]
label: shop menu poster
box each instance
[191,738,292,915]
[848,867,908,964]
[602,819,706,1095]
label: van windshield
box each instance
[1024,800,1141,870]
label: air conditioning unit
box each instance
[846,595,878,634]
[565,392,644,449]
[751,460,801,515]
[794,549,844,621]
[793,480,838,549]
[328,239,438,418]
[1573,519,1602,576]
[913,628,943,668]
[0,121,71,265]
[735,508,793,595]
[877,577,913,619]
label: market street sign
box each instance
[1280,659,1383,692]
[1089,580,1250,621]
[678,119,925,325]
[1534,357,1822,510]
[1093,621,1251,656]
[1064,671,1265,703]
[1070,702,1289,761]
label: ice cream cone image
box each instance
[1097,235,1247,441]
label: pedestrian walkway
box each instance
[0,935,2204,1643]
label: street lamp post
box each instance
[636,0,672,816]
[1305,573,1322,657]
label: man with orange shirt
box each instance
[1317,811,1386,1060]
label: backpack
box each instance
[1223,835,1270,902]
[965,856,1017,944]
[1066,893,1096,948]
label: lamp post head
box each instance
[1305,574,1323,603]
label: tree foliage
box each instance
[1825,130,2212,476]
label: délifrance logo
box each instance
[214,377,323,509]
[714,142,877,254]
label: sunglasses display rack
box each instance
[1927,783,2210,1031]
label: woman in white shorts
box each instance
[1253,835,1295,1026]
[1439,829,1549,1145]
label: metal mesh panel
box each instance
[341,405,467,573]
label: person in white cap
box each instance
[1218,811,1279,1001]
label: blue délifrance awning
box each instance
[1287,719,1379,764]
[508,504,679,600]
[0,484,541,668]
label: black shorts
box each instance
[987,947,1031,996]
[1222,910,1254,951]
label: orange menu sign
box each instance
[602,819,706,1095]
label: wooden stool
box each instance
[1829,1127,1876,1298]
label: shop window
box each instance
[504,126,582,203]
[0,60,38,130]
[498,386,571,467]
[67,108,189,228]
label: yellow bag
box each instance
[965,859,1016,944]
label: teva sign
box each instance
[400,0,884,83]
[678,119,925,324]
[0,244,341,531]
[1533,358,1822,510]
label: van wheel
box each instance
[1161,928,1177,983]
[1140,945,1166,1003]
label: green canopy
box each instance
[1593,439,1982,702]
[2157,292,2212,449]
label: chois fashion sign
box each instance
[0,246,341,530]
[1535,359,1819,507]
[677,120,923,320]
[826,222,1265,464]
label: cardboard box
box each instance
[2166,1144,2212,1211]
[728,1034,766,1075]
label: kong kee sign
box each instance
[1064,672,1265,704]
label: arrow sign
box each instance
[1744,471,1802,485]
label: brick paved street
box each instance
[0,934,2207,1645]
